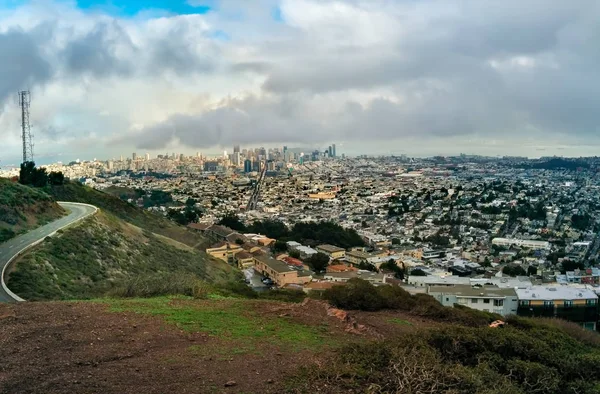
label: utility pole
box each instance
[18,91,33,164]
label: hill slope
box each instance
[47,182,209,249]
[6,211,237,300]
[0,179,65,243]
[0,296,599,394]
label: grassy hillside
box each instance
[0,178,65,243]
[6,211,238,300]
[46,182,209,249]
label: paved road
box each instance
[0,202,97,302]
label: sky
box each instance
[0,0,599,165]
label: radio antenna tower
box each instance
[18,90,34,164]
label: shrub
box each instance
[323,278,384,311]
[259,288,306,303]
[291,324,600,394]
[109,273,211,299]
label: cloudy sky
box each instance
[0,0,599,165]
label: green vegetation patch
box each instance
[388,318,412,326]
[0,178,65,243]
[290,321,600,394]
[103,297,331,351]
[47,182,210,248]
[7,212,236,300]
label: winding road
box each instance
[0,202,97,302]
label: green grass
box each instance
[388,318,412,326]
[0,178,65,243]
[102,296,332,352]
[47,182,210,249]
[7,213,237,300]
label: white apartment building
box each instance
[428,285,519,316]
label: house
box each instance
[516,286,599,330]
[295,245,318,259]
[326,264,358,273]
[253,254,312,287]
[235,251,255,269]
[492,237,551,250]
[316,244,346,260]
[323,271,386,284]
[206,242,243,264]
[205,224,237,242]
[428,285,518,316]
[345,250,370,265]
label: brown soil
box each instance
[0,300,429,394]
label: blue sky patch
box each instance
[76,0,211,16]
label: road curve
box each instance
[0,202,98,302]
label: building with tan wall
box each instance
[316,244,346,260]
[253,255,312,287]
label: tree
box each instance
[358,261,378,272]
[289,250,301,259]
[527,266,538,276]
[410,268,428,277]
[185,197,197,207]
[218,214,247,232]
[48,171,65,185]
[380,259,405,279]
[502,265,527,277]
[272,240,288,253]
[306,252,330,273]
[19,161,48,187]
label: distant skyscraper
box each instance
[145,153,150,161]
[132,152,137,161]
[234,145,240,153]
[328,146,333,158]
[332,144,336,158]
[233,152,241,166]
[244,159,252,173]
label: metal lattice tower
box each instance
[18,90,34,164]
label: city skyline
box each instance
[1,1,599,165]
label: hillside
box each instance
[0,178,65,243]
[0,295,599,394]
[47,182,210,249]
[6,211,237,300]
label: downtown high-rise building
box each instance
[244,159,252,173]
[233,145,240,153]
[332,144,336,158]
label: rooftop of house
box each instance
[516,286,598,301]
[255,254,295,274]
[428,284,517,298]
[317,244,346,253]
[235,251,254,260]
[327,264,358,273]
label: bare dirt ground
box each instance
[0,299,428,394]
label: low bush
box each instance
[109,272,212,298]
[323,278,501,326]
[289,324,600,394]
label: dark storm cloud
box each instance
[62,22,135,78]
[0,28,52,105]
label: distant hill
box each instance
[0,179,65,243]
[519,158,590,171]
[47,182,210,249]
[6,211,238,300]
